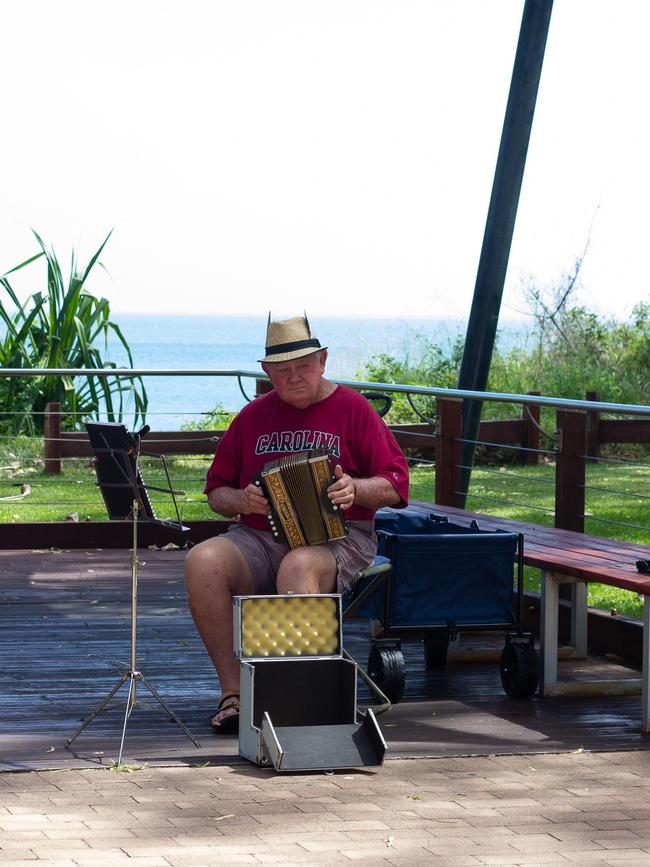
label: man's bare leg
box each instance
[185,536,254,701]
[186,540,336,729]
[276,545,337,594]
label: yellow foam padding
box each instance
[240,595,340,657]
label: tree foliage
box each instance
[514,256,650,405]
[362,334,465,422]
[360,258,650,423]
[0,231,147,433]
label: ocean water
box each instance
[105,314,529,430]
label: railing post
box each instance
[44,402,61,475]
[555,410,586,532]
[585,390,600,461]
[435,398,463,507]
[522,390,541,465]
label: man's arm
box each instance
[328,465,401,512]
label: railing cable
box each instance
[522,403,557,442]
[580,514,650,533]
[405,393,436,425]
[458,490,555,514]
[457,437,556,456]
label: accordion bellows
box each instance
[256,449,348,548]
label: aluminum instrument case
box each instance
[233,594,386,771]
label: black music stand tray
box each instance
[66,422,200,765]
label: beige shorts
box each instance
[222,521,377,594]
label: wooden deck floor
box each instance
[1,546,649,772]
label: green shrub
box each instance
[180,403,236,431]
[362,334,464,423]
[0,231,147,434]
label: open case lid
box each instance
[233,594,343,660]
[261,709,386,772]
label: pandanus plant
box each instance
[0,230,147,433]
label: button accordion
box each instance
[255,449,348,549]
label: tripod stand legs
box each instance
[66,673,131,748]
[67,668,201,766]
[66,495,200,765]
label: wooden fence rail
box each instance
[42,389,648,475]
[41,394,545,474]
[40,392,650,537]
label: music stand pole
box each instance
[67,496,200,766]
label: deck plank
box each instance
[1,546,649,772]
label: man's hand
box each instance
[328,464,356,511]
[207,482,270,518]
[239,482,270,516]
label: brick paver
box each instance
[2,751,650,865]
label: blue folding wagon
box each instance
[345,507,539,702]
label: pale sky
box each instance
[1,1,648,322]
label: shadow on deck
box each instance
[1,546,648,772]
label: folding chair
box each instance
[342,555,394,714]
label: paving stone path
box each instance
[3,751,650,865]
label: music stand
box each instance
[66,421,200,765]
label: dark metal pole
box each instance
[456,0,554,504]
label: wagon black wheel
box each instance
[423,632,449,669]
[368,645,406,703]
[500,641,539,698]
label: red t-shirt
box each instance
[205,384,409,530]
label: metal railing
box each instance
[1,368,649,540]
[2,366,650,416]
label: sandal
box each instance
[210,691,240,734]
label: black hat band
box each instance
[265,338,321,355]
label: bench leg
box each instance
[570,582,588,659]
[540,569,559,695]
[641,596,650,734]
[542,574,648,734]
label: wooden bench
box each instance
[410,501,650,732]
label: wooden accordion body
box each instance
[256,449,348,549]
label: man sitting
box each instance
[185,314,409,733]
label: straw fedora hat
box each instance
[259,313,327,363]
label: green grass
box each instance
[0,446,214,524]
[1,439,648,620]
